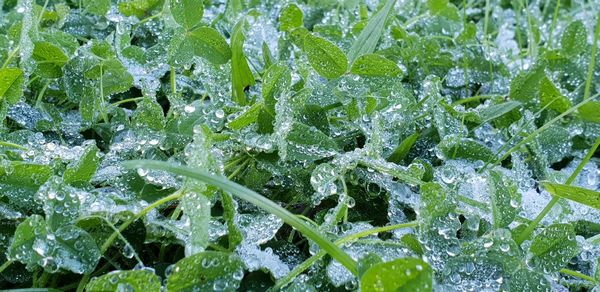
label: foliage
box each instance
[0,0,599,291]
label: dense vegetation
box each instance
[1,0,600,290]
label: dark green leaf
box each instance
[0,160,53,189]
[561,20,588,56]
[286,122,340,161]
[63,143,101,187]
[189,26,232,65]
[488,170,520,228]
[540,76,571,113]
[509,64,545,102]
[226,102,263,130]
[231,19,255,105]
[83,0,110,16]
[262,63,291,113]
[438,135,495,162]
[32,41,68,78]
[529,223,578,273]
[387,132,419,163]
[132,98,166,131]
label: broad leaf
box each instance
[63,143,101,187]
[540,76,571,113]
[279,4,303,32]
[488,170,520,228]
[437,135,495,162]
[0,68,24,104]
[166,251,244,291]
[170,0,204,30]
[561,20,587,56]
[350,54,401,76]
[529,223,578,273]
[189,27,232,65]
[303,34,348,78]
[578,101,600,123]
[87,270,161,292]
[360,258,432,292]
[32,41,69,78]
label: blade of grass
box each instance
[122,160,359,275]
[515,138,600,244]
[272,221,418,291]
[347,0,396,64]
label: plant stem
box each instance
[0,141,28,150]
[0,260,13,274]
[493,92,600,167]
[1,45,20,69]
[515,138,600,244]
[76,190,184,292]
[272,221,418,291]
[123,160,360,276]
[560,268,597,283]
[583,15,600,101]
[547,0,561,48]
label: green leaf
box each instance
[387,132,419,163]
[170,0,204,30]
[8,215,101,274]
[350,54,401,76]
[357,253,382,277]
[83,0,110,16]
[63,143,101,187]
[262,63,291,113]
[542,181,600,210]
[540,76,571,113]
[478,101,522,123]
[86,270,161,292]
[508,64,545,102]
[0,67,24,104]
[529,223,578,273]
[286,122,340,161]
[347,0,396,64]
[170,27,232,66]
[118,0,162,18]
[231,19,255,105]
[279,4,303,32]
[166,251,244,291]
[303,34,348,79]
[360,258,432,292]
[561,20,588,56]
[38,177,82,229]
[0,160,53,190]
[123,160,359,275]
[226,102,263,130]
[505,268,551,292]
[132,98,166,131]
[488,170,520,228]
[437,135,495,162]
[578,101,600,123]
[32,41,69,78]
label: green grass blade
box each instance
[347,0,396,64]
[123,160,358,275]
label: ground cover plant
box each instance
[0,0,600,290]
